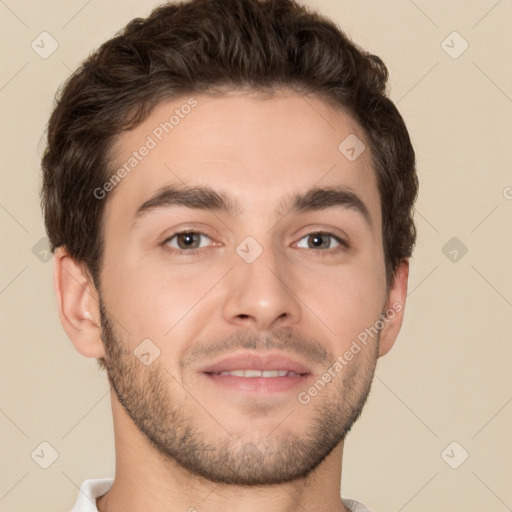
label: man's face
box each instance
[97,90,392,485]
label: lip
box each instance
[199,351,312,375]
[199,351,313,396]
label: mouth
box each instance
[199,352,313,395]
[208,369,303,377]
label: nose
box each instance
[222,240,302,331]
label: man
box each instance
[40,0,418,510]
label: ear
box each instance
[53,246,105,359]
[378,259,409,357]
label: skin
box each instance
[54,89,409,512]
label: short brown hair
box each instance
[41,0,418,293]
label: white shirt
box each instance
[70,478,375,512]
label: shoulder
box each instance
[69,477,114,512]
[342,496,376,512]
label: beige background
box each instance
[1,0,511,511]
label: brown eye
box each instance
[164,232,211,251]
[297,232,344,250]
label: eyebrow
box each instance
[131,184,372,229]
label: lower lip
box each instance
[203,373,311,394]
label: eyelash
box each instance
[162,230,349,256]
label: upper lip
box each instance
[199,351,312,375]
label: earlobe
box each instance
[53,247,106,359]
[378,259,409,357]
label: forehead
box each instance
[104,89,381,231]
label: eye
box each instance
[296,232,346,251]
[163,231,212,252]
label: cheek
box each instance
[103,256,226,342]
[297,260,385,346]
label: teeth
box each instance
[265,370,289,377]
[217,369,297,377]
